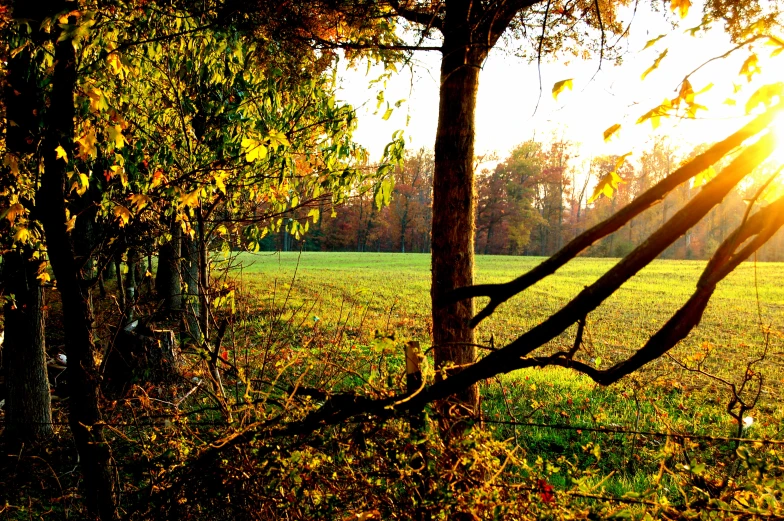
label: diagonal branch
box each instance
[446,103,784,328]
[415,131,775,403]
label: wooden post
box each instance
[405,341,423,394]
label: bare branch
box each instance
[446,103,784,327]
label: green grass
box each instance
[219,251,784,494]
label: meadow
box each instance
[221,252,784,496]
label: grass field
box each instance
[220,252,784,495]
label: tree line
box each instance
[275,140,784,261]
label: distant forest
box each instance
[262,138,784,261]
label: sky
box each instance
[335,3,783,169]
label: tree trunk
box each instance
[36,7,118,518]
[2,250,53,443]
[155,222,182,315]
[182,232,201,341]
[431,23,486,425]
[3,5,52,444]
[197,210,210,341]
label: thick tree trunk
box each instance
[431,24,486,424]
[3,5,52,444]
[155,222,182,315]
[2,250,53,442]
[36,8,118,518]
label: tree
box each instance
[0,2,52,444]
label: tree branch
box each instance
[446,103,784,327]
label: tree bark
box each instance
[2,4,52,444]
[2,250,53,443]
[36,6,118,518]
[156,222,182,315]
[182,232,201,341]
[431,8,488,424]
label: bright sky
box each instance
[336,3,783,168]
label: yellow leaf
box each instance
[4,203,25,225]
[128,193,151,211]
[75,128,98,159]
[745,83,784,115]
[589,169,626,204]
[308,208,320,223]
[13,226,30,243]
[636,99,673,129]
[739,54,760,83]
[603,124,621,142]
[767,36,784,58]
[552,78,573,100]
[723,98,737,106]
[111,164,128,187]
[670,0,690,18]
[65,215,77,232]
[108,124,125,149]
[106,51,125,78]
[676,79,694,106]
[642,34,666,51]
[86,87,107,113]
[641,49,668,80]
[179,189,200,208]
[113,205,130,227]
[241,137,268,162]
[55,146,68,162]
[70,172,89,196]
[37,272,51,283]
[213,171,229,195]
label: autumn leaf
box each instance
[739,54,760,83]
[114,205,130,227]
[75,128,98,159]
[641,49,668,80]
[636,99,673,129]
[213,171,229,195]
[110,164,128,187]
[37,272,50,283]
[552,78,573,100]
[86,87,107,113]
[108,124,125,149]
[13,226,30,242]
[642,34,666,51]
[589,167,626,204]
[55,145,68,162]
[241,137,268,162]
[745,83,784,114]
[671,0,691,18]
[106,50,125,78]
[603,123,621,142]
[128,193,151,211]
[65,215,77,232]
[70,172,89,196]
[767,35,784,58]
[151,169,166,188]
[179,189,201,208]
[3,203,25,225]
